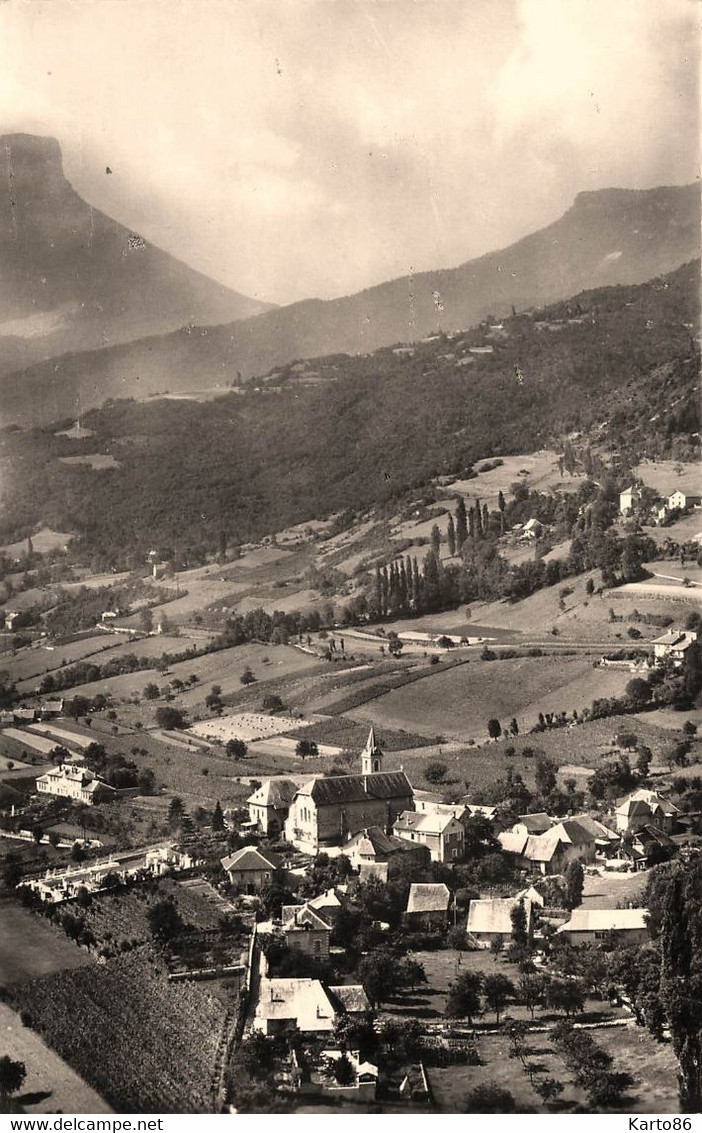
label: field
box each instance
[0,527,73,557]
[0,902,95,984]
[13,952,227,1112]
[348,655,630,742]
[0,1002,112,1114]
[1,727,62,754]
[58,453,119,469]
[384,948,679,1113]
[633,459,701,498]
[189,711,315,743]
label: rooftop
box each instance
[557,908,649,934]
[406,883,451,915]
[221,845,282,872]
[467,897,531,936]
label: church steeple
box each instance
[361,727,383,775]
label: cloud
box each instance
[0,0,697,303]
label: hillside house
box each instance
[307,887,344,926]
[651,630,698,666]
[619,824,677,870]
[220,845,282,892]
[281,904,331,959]
[667,490,702,511]
[36,763,115,805]
[619,486,641,514]
[283,730,413,854]
[467,897,532,948]
[405,883,452,927]
[614,788,680,835]
[393,810,464,862]
[556,908,649,947]
[247,778,298,836]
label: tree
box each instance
[534,1077,564,1106]
[240,668,256,685]
[463,1082,517,1113]
[636,746,652,779]
[625,678,652,707]
[0,1055,26,1100]
[212,800,225,832]
[168,796,185,828]
[534,754,558,797]
[296,739,318,759]
[659,856,702,1111]
[447,514,456,557]
[155,705,186,730]
[518,973,545,1020]
[424,760,448,785]
[546,978,585,1017]
[138,768,156,795]
[226,738,248,759]
[358,949,402,1008]
[329,1053,356,1086]
[564,860,584,910]
[143,682,160,700]
[616,731,638,751]
[455,497,468,551]
[510,899,529,948]
[483,973,514,1024]
[2,852,22,889]
[147,898,184,943]
[139,607,154,633]
[487,718,502,741]
[446,971,483,1023]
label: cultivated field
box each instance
[13,952,227,1112]
[188,711,314,743]
[348,655,630,741]
[0,1002,112,1114]
[0,903,95,984]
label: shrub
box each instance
[424,761,448,784]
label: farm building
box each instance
[220,845,282,892]
[498,818,599,875]
[393,810,465,862]
[511,812,554,836]
[405,883,452,927]
[307,887,345,926]
[614,788,680,835]
[283,730,413,854]
[247,778,299,836]
[36,763,115,805]
[466,897,532,947]
[556,908,649,946]
[667,490,702,511]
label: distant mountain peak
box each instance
[0,132,273,377]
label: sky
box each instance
[0,0,698,305]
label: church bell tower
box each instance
[361,727,383,775]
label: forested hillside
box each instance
[0,261,698,565]
[1,182,698,426]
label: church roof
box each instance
[298,770,413,807]
[362,726,382,757]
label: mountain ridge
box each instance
[0,133,273,381]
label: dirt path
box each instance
[0,1003,112,1114]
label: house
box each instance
[467,897,532,948]
[413,793,468,822]
[247,778,299,836]
[465,804,498,821]
[614,788,680,835]
[405,882,452,926]
[519,518,545,541]
[220,845,282,892]
[651,630,698,666]
[498,818,598,875]
[620,824,677,870]
[556,907,649,946]
[283,730,413,854]
[36,763,115,805]
[343,825,430,879]
[281,904,331,960]
[39,699,64,718]
[327,985,372,1019]
[252,978,337,1034]
[20,843,194,903]
[511,812,555,837]
[667,490,702,511]
[619,486,641,514]
[307,887,344,927]
[393,810,465,862]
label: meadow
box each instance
[347,655,630,742]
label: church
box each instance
[283,729,414,854]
